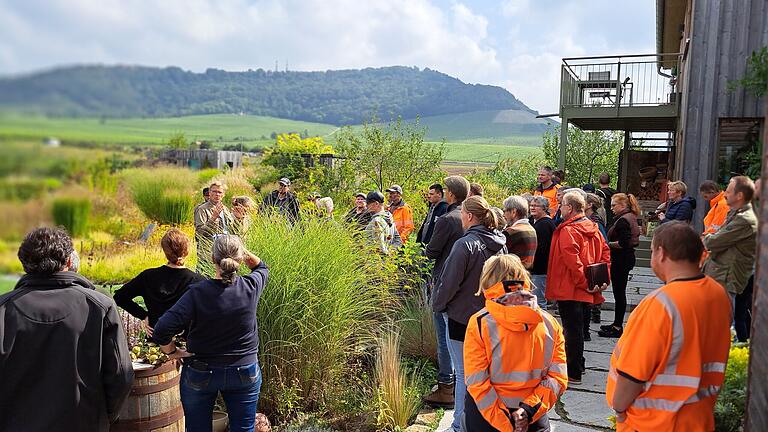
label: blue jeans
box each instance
[180,362,262,432]
[531,274,547,308]
[444,314,466,431]
[434,311,455,384]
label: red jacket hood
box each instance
[559,214,600,237]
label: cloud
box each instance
[0,0,655,113]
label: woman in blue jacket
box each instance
[154,235,268,432]
[660,180,696,223]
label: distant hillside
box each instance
[420,109,555,143]
[0,65,537,126]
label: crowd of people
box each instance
[0,168,759,431]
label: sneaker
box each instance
[598,326,623,338]
[599,324,614,331]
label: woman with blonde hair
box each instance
[154,235,268,432]
[599,193,641,338]
[659,180,696,223]
[464,254,567,432]
[114,228,204,339]
[432,195,507,430]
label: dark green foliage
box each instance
[715,345,748,432]
[0,65,534,125]
[52,197,91,237]
[728,46,768,97]
[542,125,622,187]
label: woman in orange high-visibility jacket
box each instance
[464,254,568,432]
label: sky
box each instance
[0,0,656,114]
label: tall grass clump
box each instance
[124,167,197,225]
[398,288,438,364]
[243,216,396,421]
[374,330,422,430]
[52,197,91,237]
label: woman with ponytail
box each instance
[114,228,204,339]
[598,193,640,338]
[153,234,269,432]
[432,195,507,430]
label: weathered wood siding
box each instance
[747,98,768,432]
[677,0,767,228]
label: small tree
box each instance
[542,125,622,187]
[167,132,188,149]
[334,116,445,192]
[262,133,332,183]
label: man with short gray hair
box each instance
[0,227,134,431]
[502,195,537,270]
[530,195,557,308]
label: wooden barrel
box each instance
[113,360,185,431]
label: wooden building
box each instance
[557,0,767,227]
[158,149,244,170]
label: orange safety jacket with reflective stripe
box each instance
[533,183,562,213]
[465,283,568,431]
[389,202,415,243]
[605,275,731,432]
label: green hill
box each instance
[0,65,536,125]
[420,109,555,145]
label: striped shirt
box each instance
[503,219,538,269]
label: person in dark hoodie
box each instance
[423,175,470,408]
[659,180,696,224]
[432,195,507,431]
[416,183,449,244]
[0,227,134,432]
[546,191,610,385]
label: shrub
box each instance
[124,167,197,225]
[242,216,396,421]
[374,330,422,430]
[482,156,544,195]
[52,197,91,237]
[715,344,749,432]
[0,177,62,201]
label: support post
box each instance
[746,99,768,431]
[619,130,631,192]
[559,118,568,170]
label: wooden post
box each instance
[746,99,768,431]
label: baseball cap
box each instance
[366,191,385,204]
[278,177,291,186]
[385,185,403,194]
[354,192,366,199]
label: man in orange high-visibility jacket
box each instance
[386,185,415,243]
[533,166,562,213]
[606,221,731,432]
[465,255,567,432]
[700,180,729,235]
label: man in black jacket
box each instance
[416,183,449,244]
[422,175,470,407]
[261,177,301,222]
[0,227,134,432]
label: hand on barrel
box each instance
[142,318,153,337]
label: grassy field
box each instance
[0,113,544,163]
[0,113,339,149]
[419,109,553,144]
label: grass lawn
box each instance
[440,141,542,162]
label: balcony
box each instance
[559,53,680,131]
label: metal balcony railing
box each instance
[560,53,681,109]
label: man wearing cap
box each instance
[365,191,402,254]
[261,177,300,222]
[344,192,372,228]
[386,185,415,243]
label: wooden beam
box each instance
[746,98,768,431]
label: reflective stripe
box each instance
[485,314,504,380]
[541,377,562,395]
[652,290,684,375]
[466,370,490,386]
[686,385,721,403]
[702,362,726,373]
[633,386,722,412]
[541,313,555,373]
[613,344,622,361]
[652,374,700,388]
[476,387,500,411]
[549,363,568,376]
[494,370,541,383]
[500,396,522,408]
[609,367,618,381]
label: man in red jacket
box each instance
[546,191,610,384]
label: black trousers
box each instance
[558,300,587,380]
[464,392,551,432]
[735,275,754,342]
[610,252,636,327]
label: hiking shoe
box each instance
[423,382,455,408]
[600,324,614,331]
[598,326,623,338]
